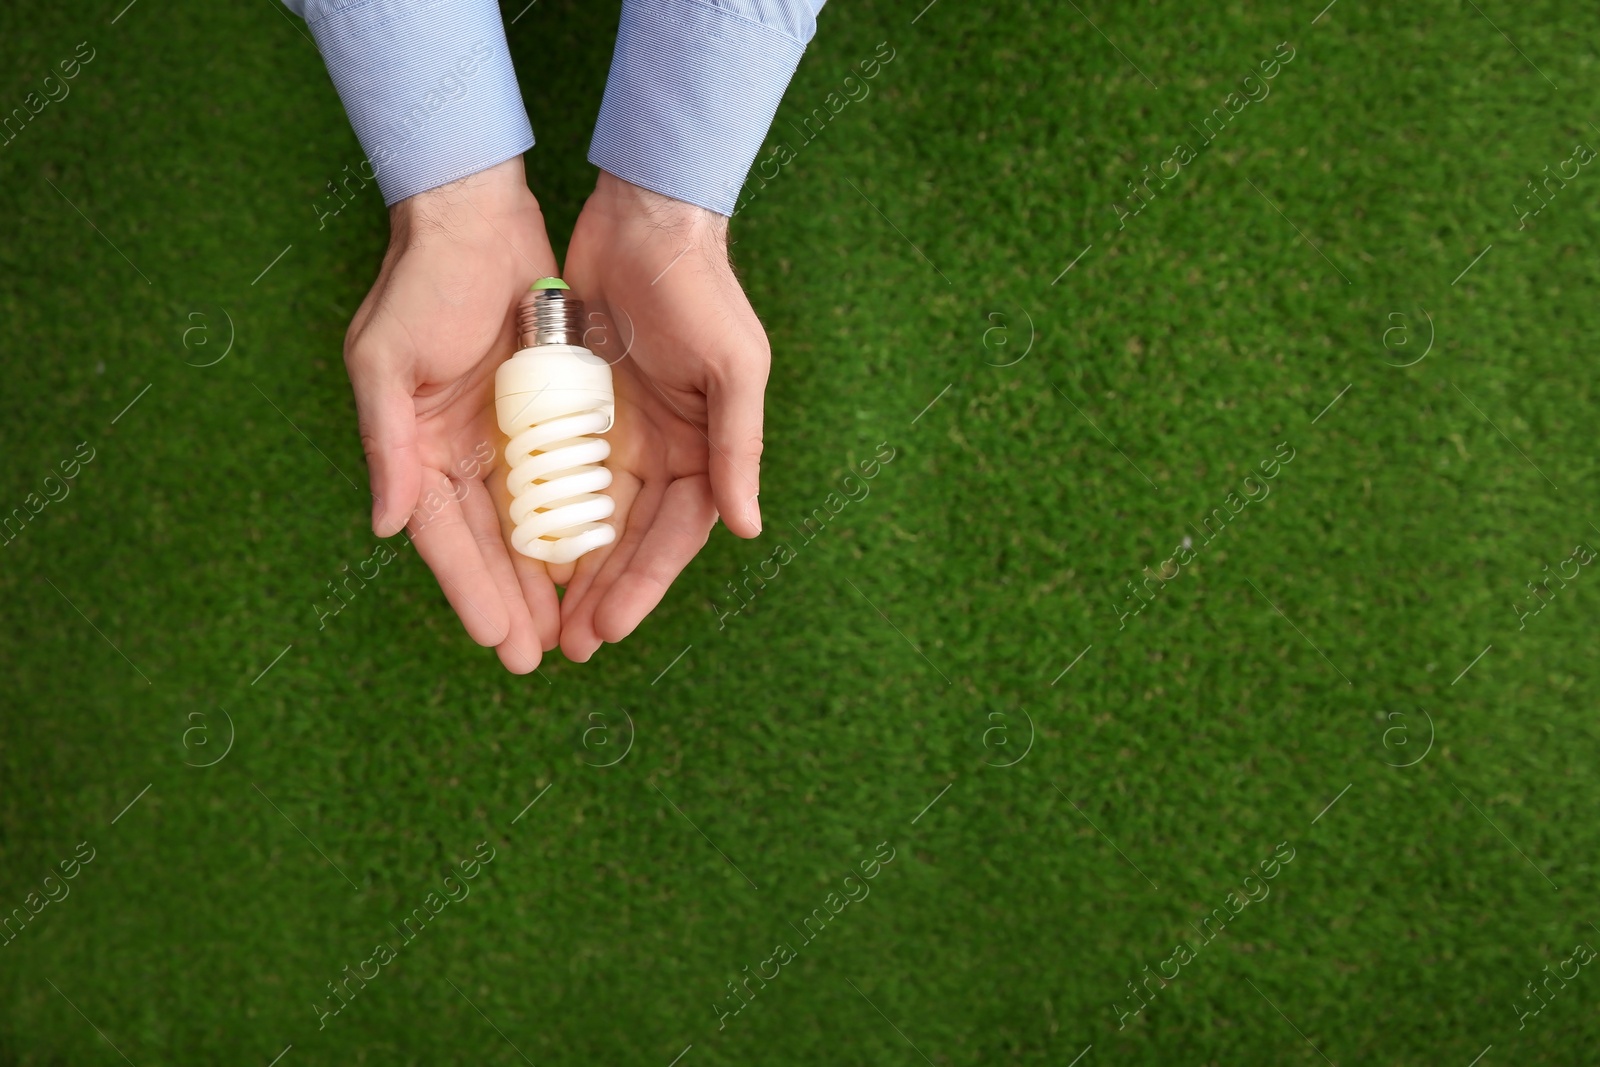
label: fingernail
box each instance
[746,494,761,534]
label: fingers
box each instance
[517,553,563,654]
[457,477,544,674]
[490,467,564,654]
[348,359,423,538]
[707,353,768,539]
[560,470,650,663]
[593,474,717,645]
[408,468,510,648]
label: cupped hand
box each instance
[556,171,771,662]
[343,156,560,674]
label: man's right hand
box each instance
[343,156,560,674]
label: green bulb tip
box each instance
[530,277,569,291]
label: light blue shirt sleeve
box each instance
[286,0,824,214]
[285,0,535,206]
[590,0,827,216]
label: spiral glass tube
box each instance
[494,280,616,565]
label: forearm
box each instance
[588,0,827,216]
[287,0,534,206]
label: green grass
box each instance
[2,0,1598,1063]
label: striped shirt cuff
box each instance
[296,0,535,206]
[589,0,821,216]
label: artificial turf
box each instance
[2,0,1597,1063]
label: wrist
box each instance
[592,170,729,250]
[389,156,543,259]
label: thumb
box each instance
[707,350,769,539]
[347,355,421,538]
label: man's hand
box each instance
[557,171,771,662]
[344,156,560,674]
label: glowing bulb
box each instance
[494,278,616,565]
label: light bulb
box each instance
[494,278,616,565]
